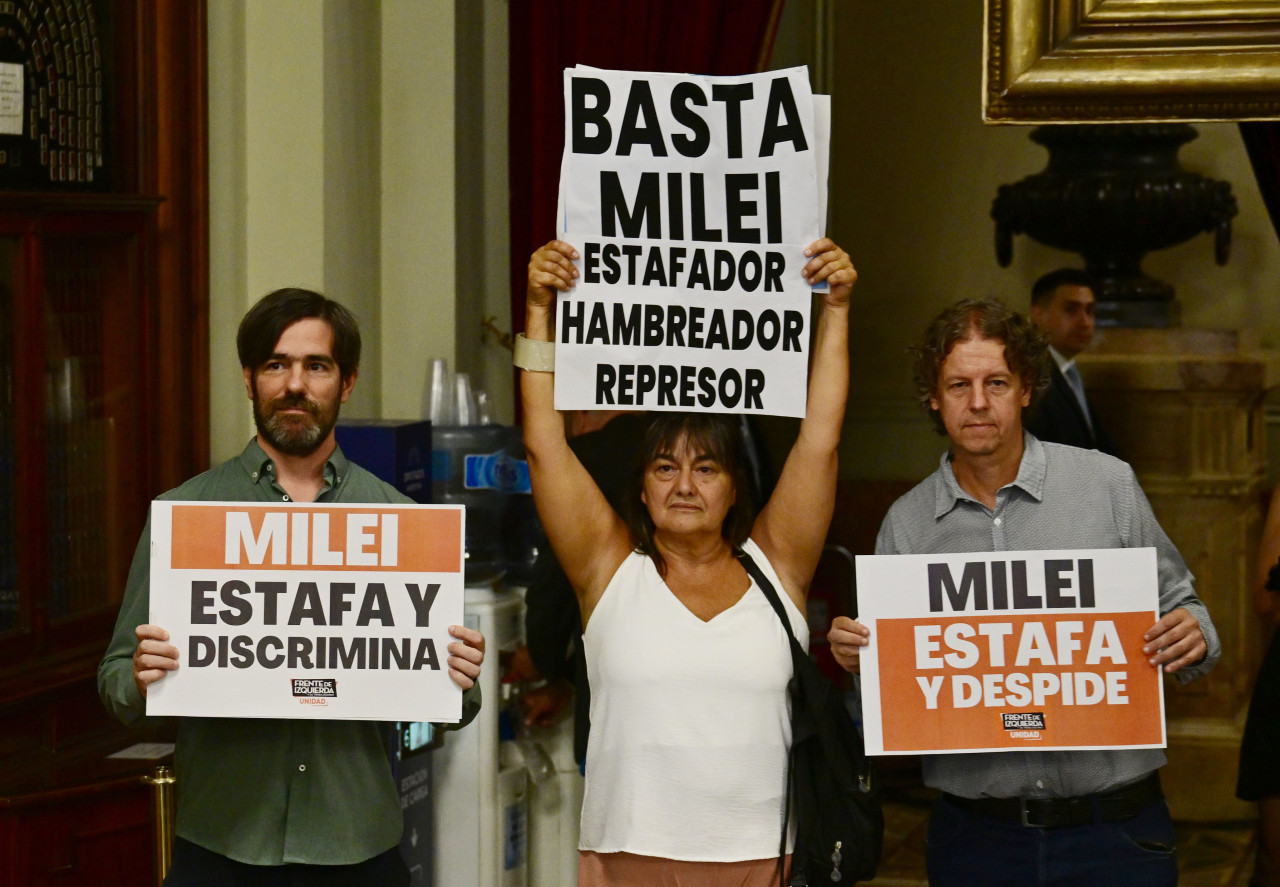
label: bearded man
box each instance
[99,288,485,886]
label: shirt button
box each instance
[299,764,307,772]
[1035,779,1044,789]
[250,471,258,479]
[993,517,1003,526]
[283,495,290,501]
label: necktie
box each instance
[1064,363,1094,434]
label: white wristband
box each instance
[513,333,555,372]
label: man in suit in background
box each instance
[1026,268,1120,457]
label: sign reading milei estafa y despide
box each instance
[856,547,1166,755]
[145,501,465,722]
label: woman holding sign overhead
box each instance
[520,237,852,887]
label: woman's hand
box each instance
[802,238,856,308]
[527,240,579,314]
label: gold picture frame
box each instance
[985,0,1280,123]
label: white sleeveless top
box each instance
[579,538,808,861]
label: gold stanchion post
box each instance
[143,764,177,886]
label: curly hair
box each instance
[911,298,1051,435]
[624,413,754,577]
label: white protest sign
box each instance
[146,501,465,722]
[554,66,827,418]
[856,548,1165,755]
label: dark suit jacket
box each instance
[1025,363,1120,457]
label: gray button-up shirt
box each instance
[875,433,1220,799]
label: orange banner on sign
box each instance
[169,504,462,573]
[877,611,1161,752]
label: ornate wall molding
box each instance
[985,0,1280,122]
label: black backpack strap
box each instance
[736,547,803,887]
[736,547,800,646]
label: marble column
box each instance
[1082,328,1280,822]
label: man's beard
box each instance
[253,390,339,457]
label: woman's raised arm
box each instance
[522,241,632,623]
[752,238,853,607]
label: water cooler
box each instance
[334,420,442,885]
[524,698,582,886]
[432,582,529,887]
[393,722,438,887]
[339,418,580,886]
[430,425,533,887]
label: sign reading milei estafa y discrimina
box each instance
[145,501,465,722]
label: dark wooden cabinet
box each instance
[0,2,206,884]
[0,196,160,664]
[0,675,170,886]
[4,780,153,886]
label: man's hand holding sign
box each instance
[1143,605,1209,672]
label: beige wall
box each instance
[828,4,1280,480]
[208,3,1279,481]
[206,0,513,465]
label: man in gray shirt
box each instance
[829,298,1219,887]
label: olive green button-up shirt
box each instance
[98,439,481,866]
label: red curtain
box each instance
[507,0,785,342]
[1240,122,1280,242]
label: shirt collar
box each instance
[932,431,1047,519]
[1047,344,1075,374]
[236,437,348,490]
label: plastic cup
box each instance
[428,358,450,425]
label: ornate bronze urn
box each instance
[992,124,1237,327]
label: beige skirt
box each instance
[577,851,790,887]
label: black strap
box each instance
[736,548,801,887]
[737,548,801,647]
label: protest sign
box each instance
[146,501,465,722]
[856,548,1165,755]
[554,65,828,417]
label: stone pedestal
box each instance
[1082,328,1280,822]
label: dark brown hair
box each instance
[911,298,1050,435]
[237,288,361,380]
[624,413,754,576]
